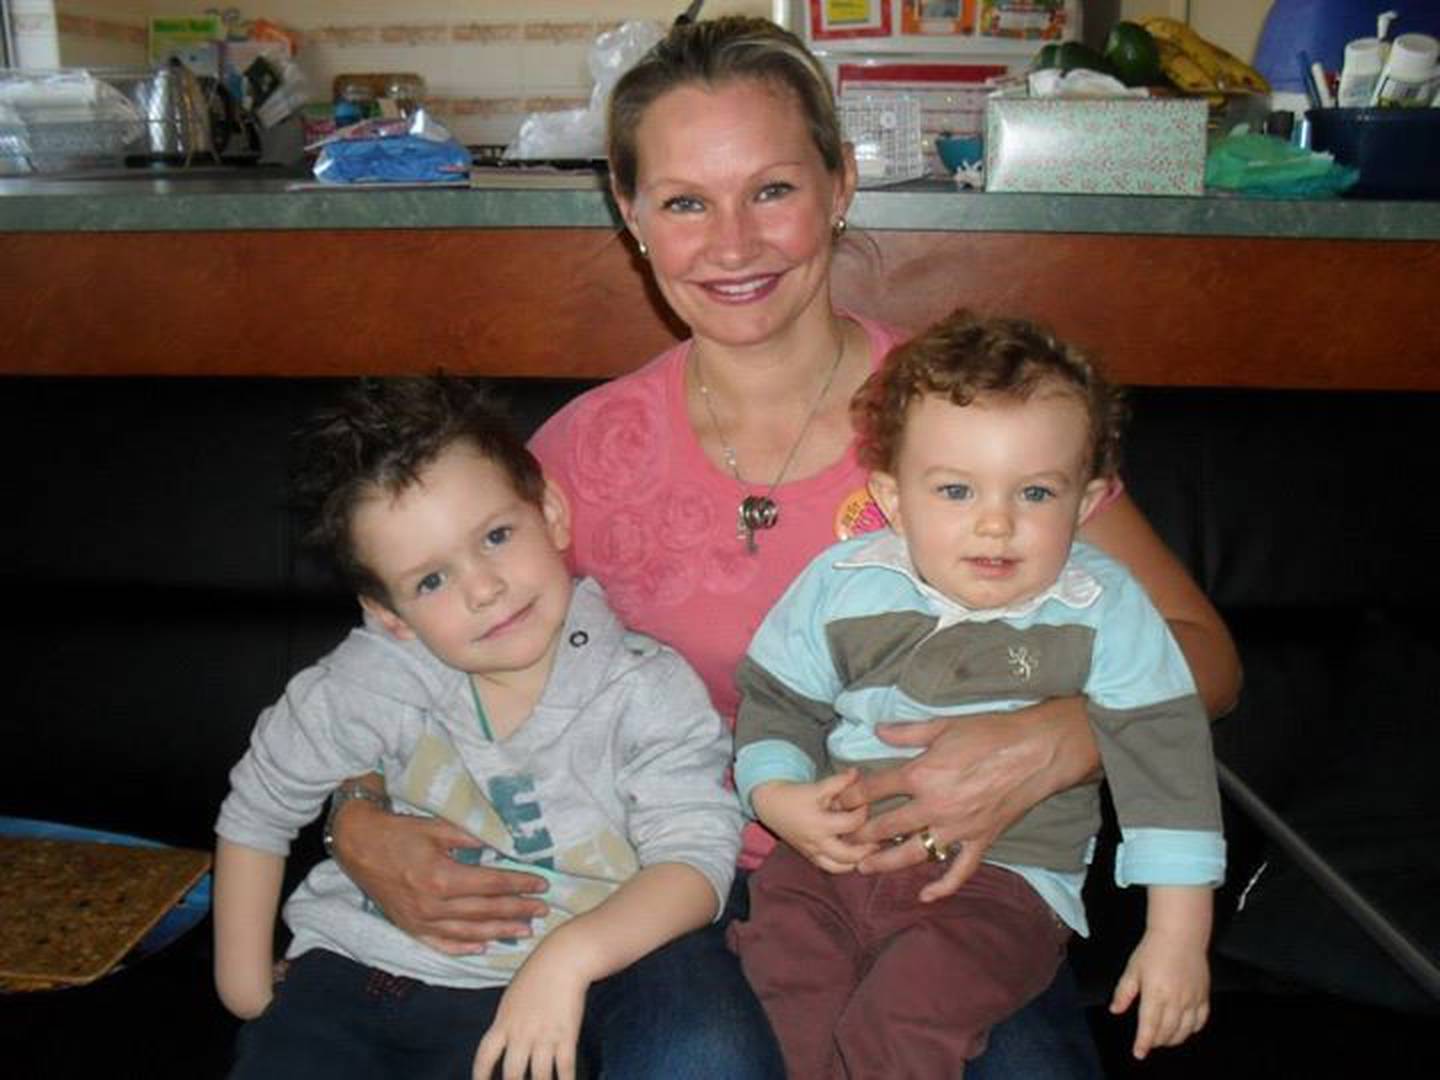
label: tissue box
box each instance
[985,97,1208,195]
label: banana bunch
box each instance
[1141,15,1270,101]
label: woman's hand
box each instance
[751,770,875,873]
[473,948,587,1080]
[330,795,549,954]
[835,697,1099,901]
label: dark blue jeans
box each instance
[230,879,783,1079]
[972,960,1106,1080]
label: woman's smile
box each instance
[619,79,854,350]
[698,273,782,304]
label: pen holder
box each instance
[1307,107,1440,199]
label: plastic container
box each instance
[1371,32,1438,106]
[1336,37,1385,107]
[0,69,143,172]
[935,133,984,174]
[839,94,926,187]
[1307,106,1440,198]
[333,77,375,127]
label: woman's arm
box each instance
[842,493,1241,895]
[1080,491,1242,717]
[213,838,285,1019]
[328,778,551,954]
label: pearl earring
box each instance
[832,217,848,239]
[637,238,649,258]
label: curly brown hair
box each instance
[852,310,1125,479]
[291,376,545,605]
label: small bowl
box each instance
[935,133,984,175]
[1306,107,1440,200]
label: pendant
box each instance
[738,495,779,554]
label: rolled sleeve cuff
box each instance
[1115,827,1226,888]
[734,740,817,818]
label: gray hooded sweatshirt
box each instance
[216,577,742,989]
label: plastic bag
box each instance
[1025,68,1151,99]
[312,109,469,184]
[1205,130,1358,198]
[505,19,665,161]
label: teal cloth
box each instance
[1205,132,1358,198]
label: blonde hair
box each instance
[607,15,844,201]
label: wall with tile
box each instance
[11,3,149,68]
[29,2,773,146]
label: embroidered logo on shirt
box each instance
[1007,645,1038,680]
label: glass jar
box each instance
[385,74,425,118]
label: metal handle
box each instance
[1217,760,1440,1001]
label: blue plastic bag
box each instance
[312,111,469,185]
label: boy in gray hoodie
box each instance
[214,377,741,1079]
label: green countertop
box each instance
[2,173,1438,240]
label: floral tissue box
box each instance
[984,97,1209,196]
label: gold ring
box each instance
[918,828,949,864]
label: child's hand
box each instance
[472,948,586,1079]
[751,770,876,873]
[1108,923,1211,1059]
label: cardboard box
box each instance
[984,96,1208,195]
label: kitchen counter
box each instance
[3,176,1437,388]
[3,173,1440,240]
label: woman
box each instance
[330,15,1241,1077]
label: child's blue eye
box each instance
[937,483,972,500]
[484,525,514,547]
[1020,485,1055,503]
[416,571,445,596]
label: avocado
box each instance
[1032,42,1061,71]
[1104,21,1162,87]
[1048,41,1116,76]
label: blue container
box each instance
[935,133,984,174]
[1255,1,1440,92]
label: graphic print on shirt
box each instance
[488,773,555,867]
[393,727,639,952]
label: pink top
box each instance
[530,316,900,865]
[529,315,1121,865]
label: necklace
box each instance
[695,330,847,554]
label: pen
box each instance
[1311,59,1336,107]
[1298,50,1323,109]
